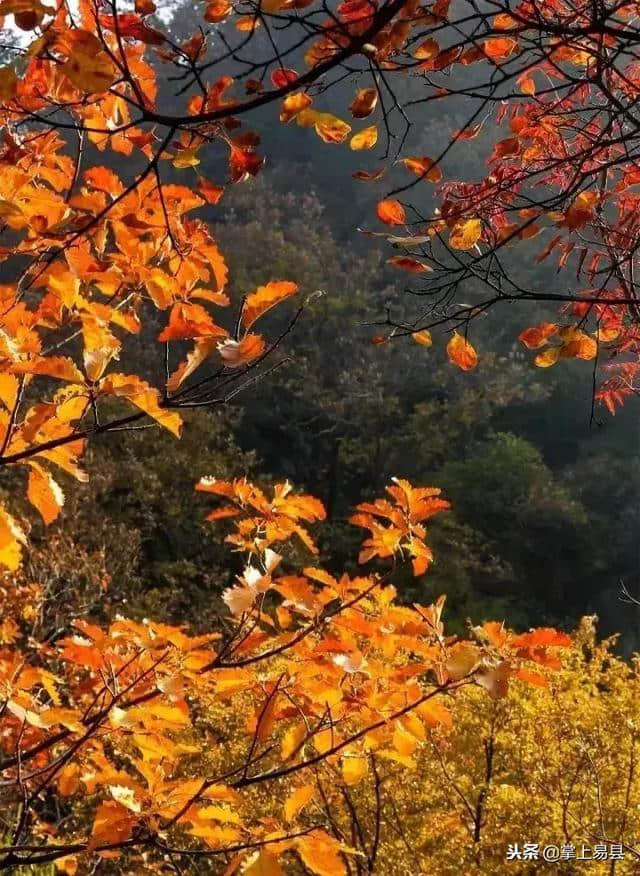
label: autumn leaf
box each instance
[511,628,572,648]
[27,462,64,525]
[446,642,480,680]
[342,754,368,784]
[484,36,517,59]
[0,66,18,100]
[11,357,85,383]
[271,67,298,88]
[0,503,27,570]
[349,88,378,118]
[446,332,478,371]
[297,831,348,876]
[449,218,482,250]
[534,347,560,368]
[350,125,378,151]
[411,330,433,346]
[284,784,314,822]
[60,30,118,94]
[101,374,183,437]
[217,334,266,368]
[376,199,406,225]
[88,801,137,851]
[157,303,228,342]
[242,280,298,329]
[280,91,312,123]
[387,256,432,273]
[296,109,351,143]
[57,763,81,797]
[281,723,306,761]
[400,156,442,182]
[173,147,201,169]
[518,323,559,349]
[352,168,386,181]
[243,851,284,876]
[414,38,439,60]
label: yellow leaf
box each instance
[296,830,347,876]
[350,125,378,151]
[417,698,453,728]
[281,723,306,761]
[167,339,216,392]
[27,463,65,525]
[197,805,241,824]
[342,755,368,785]
[280,92,312,123]
[173,147,201,169]
[534,347,560,368]
[411,330,433,347]
[446,642,480,680]
[401,711,426,741]
[446,332,478,371]
[284,784,314,822]
[449,218,482,250]
[243,851,284,876]
[296,109,351,143]
[393,723,419,756]
[0,504,27,570]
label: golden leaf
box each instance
[446,332,478,371]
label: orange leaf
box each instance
[387,256,432,273]
[350,125,378,151]
[242,280,298,329]
[446,332,478,371]
[100,374,183,437]
[484,36,517,59]
[349,88,378,118]
[157,302,228,342]
[27,463,64,525]
[217,334,266,368]
[0,504,26,571]
[534,347,560,368]
[411,330,433,346]
[511,628,572,648]
[11,357,85,383]
[400,156,442,182]
[88,801,137,853]
[414,38,439,60]
[284,785,314,822]
[198,178,224,204]
[518,323,559,349]
[515,668,548,688]
[376,199,406,225]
